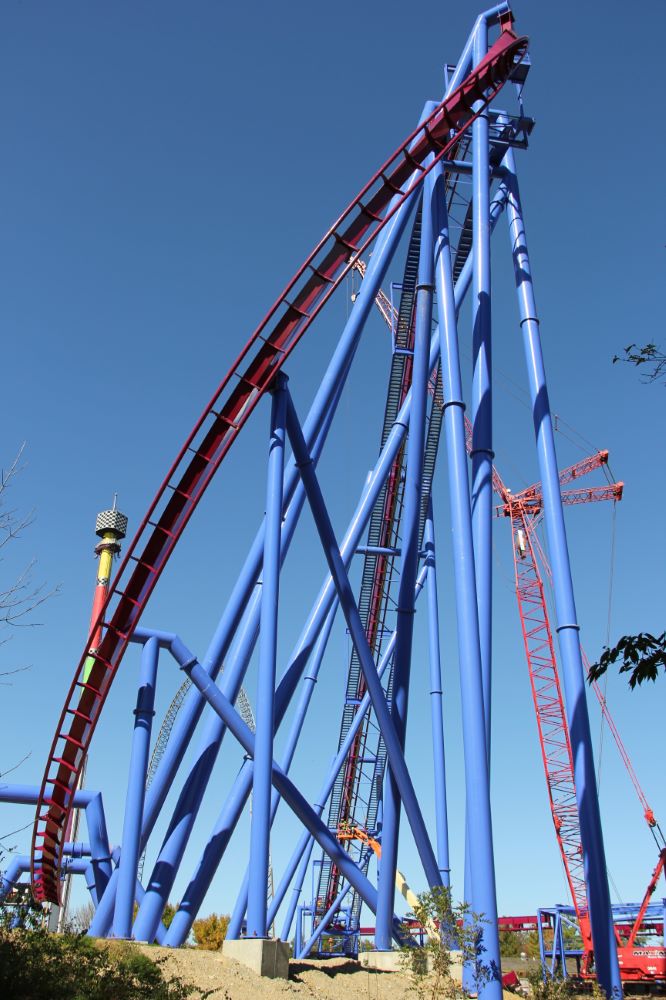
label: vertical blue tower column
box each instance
[374,179,436,950]
[247,373,288,939]
[503,148,622,1000]
[424,497,450,888]
[429,161,502,1000]
[471,21,494,749]
[113,636,159,938]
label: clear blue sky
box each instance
[0,0,664,933]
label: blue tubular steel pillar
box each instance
[226,598,339,940]
[247,374,288,939]
[471,21,493,750]
[466,25,493,990]
[158,182,506,950]
[424,497,450,887]
[113,636,159,938]
[180,657,387,923]
[132,390,340,943]
[297,880,355,959]
[274,563,428,940]
[284,392,440,890]
[131,184,420,947]
[375,181,436,950]
[503,149,622,1000]
[430,161,502,1000]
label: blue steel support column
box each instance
[158,182,507,950]
[284,392,440,890]
[113,636,159,938]
[471,0,494,755]
[503,149,622,1000]
[132,382,342,943]
[165,331,443,945]
[429,161,502,1000]
[466,25,494,990]
[179,655,387,922]
[424,497,450,887]
[211,262,486,947]
[297,874,359,959]
[274,561,429,940]
[226,597,339,940]
[247,374,288,939]
[131,179,419,945]
[375,180,435,950]
[77,792,112,902]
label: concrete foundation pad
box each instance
[223,938,290,979]
[360,950,405,972]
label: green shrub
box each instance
[192,912,230,950]
[0,928,207,1000]
[526,968,574,1000]
[400,886,492,1000]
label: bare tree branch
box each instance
[0,446,60,668]
[0,751,31,779]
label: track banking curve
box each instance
[31,24,528,904]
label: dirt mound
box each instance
[140,946,415,999]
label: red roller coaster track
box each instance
[30,26,528,904]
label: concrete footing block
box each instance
[223,938,290,979]
[360,950,405,972]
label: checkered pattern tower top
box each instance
[95,507,128,540]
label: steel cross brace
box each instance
[171,645,398,936]
[283,388,441,890]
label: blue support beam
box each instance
[424,497,450,888]
[275,561,429,941]
[503,146,622,1000]
[284,390,440,891]
[375,175,436,949]
[429,160,502,1000]
[113,636,159,938]
[247,373,288,939]
[471,21,494,752]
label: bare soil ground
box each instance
[140,945,416,999]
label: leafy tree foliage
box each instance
[0,930,207,1000]
[192,912,230,950]
[400,886,493,1000]
[588,632,666,689]
[612,343,665,385]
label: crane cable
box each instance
[596,500,617,795]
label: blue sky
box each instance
[0,0,664,935]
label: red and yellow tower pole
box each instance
[83,504,128,683]
[54,502,128,930]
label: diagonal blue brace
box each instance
[283,389,440,891]
[172,647,401,937]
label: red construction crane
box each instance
[485,432,665,983]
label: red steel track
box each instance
[31,26,527,903]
